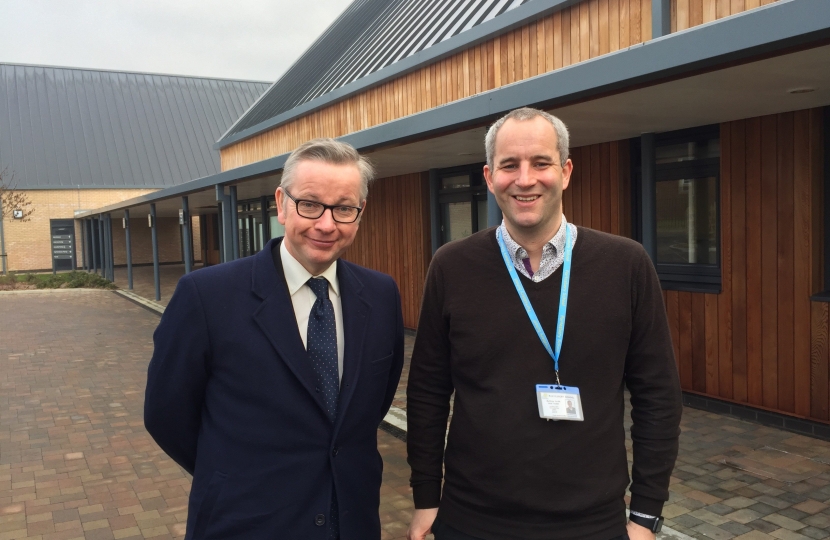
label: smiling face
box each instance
[276,159,364,276]
[483,116,573,245]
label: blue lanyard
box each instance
[496,225,573,385]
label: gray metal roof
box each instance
[0,63,269,189]
[220,0,530,142]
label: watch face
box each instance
[654,517,664,533]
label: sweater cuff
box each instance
[412,482,442,509]
[629,494,665,517]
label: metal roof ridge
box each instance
[215,0,580,150]
[0,62,271,85]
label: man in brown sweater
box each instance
[406,108,682,540]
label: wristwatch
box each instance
[629,512,664,533]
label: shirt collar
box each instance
[279,240,340,297]
[498,215,569,261]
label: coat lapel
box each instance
[251,239,329,417]
[333,261,371,435]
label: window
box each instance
[435,164,489,246]
[637,125,721,292]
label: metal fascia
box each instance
[214,0,583,150]
[78,0,830,219]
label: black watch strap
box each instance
[629,513,664,533]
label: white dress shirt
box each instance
[280,241,345,380]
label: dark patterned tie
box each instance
[306,277,340,539]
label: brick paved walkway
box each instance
[4,287,830,539]
[0,290,417,540]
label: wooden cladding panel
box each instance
[562,140,632,237]
[671,0,777,32]
[667,108,826,422]
[342,173,431,329]
[221,0,652,171]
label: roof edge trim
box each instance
[215,0,583,150]
[80,0,830,218]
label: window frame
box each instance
[636,124,723,293]
[433,163,489,248]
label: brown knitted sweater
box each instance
[407,226,682,540]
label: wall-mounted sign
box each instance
[179,209,184,225]
[148,214,153,227]
[12,209,23,219]
[122,217,126,229]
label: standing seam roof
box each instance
[0,63,270,189]
[222,0,530,141]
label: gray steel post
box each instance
[182,196,192,273]
[124,209,133,290]
[107,214,115,281]
[91,219,99,274]
[260,195,270,245]
[217,202,225,263]
[0,190,6,275]
[105,214,112,280]
[652,0,671,39]
[487,190,502,228]
[102,216,108,279]
[640,133,657,263]
[428,169,440,254]
[230,185,240,259]
[80,219,87,271]
[98,217,105,276]
[150,204,160,301]
[217,185,233,262]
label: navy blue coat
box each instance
[144,239,404,540]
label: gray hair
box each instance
[484,107,570,170]
[280,138,375,203]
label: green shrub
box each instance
[35,271,115,290]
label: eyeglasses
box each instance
[283,189,363,223]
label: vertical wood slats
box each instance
[221,0,652,171]
[666,109,827,423]
[563,140,631,237]
[672,0,777,31]
[343,172,431,329]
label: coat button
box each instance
[315,514,326,526]
[332,447,338,457]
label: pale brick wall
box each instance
[2,189,202,272]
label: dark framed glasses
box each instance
[283,189,363,223]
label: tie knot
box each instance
[307,278,329,300]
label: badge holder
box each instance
[536,384,584,421]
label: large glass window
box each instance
[636,125,721,292]
[437,165,488,246]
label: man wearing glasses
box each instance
[145,138,404,540]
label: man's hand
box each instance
[407,508,439,540]
[627,520,657,540]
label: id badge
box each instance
[536,385,584,421]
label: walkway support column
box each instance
[98,216,105,276]
[428,169,440,255]
[124,209,133,290]
[0,190,6,275]
[652,0,671,39]
[230,185,240,259]
[80,220,87,271]
[150,204,160,301]
[91,219,99,274]
[640,133,657,263]
[260,195,270,244]
[487,191,502,228]
[105,214,113,281]
[217,185,233,263]
[182,196,192,274]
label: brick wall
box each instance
[1,189,201,272]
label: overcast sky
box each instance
[2,0,356,82]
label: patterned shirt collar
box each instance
[497,216,577,283]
